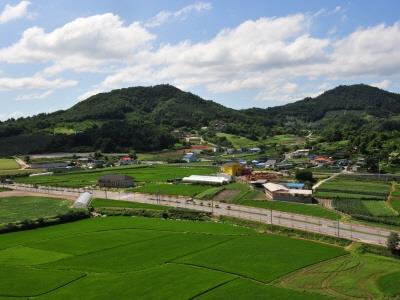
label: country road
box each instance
[2,183,398,247]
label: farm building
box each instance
[182,175,231,185]
[73,192,93,208]
[263,182,313,203]
[98,174,134,188]
[182,153,198,163]
[221,162,242,176]
[265,159,277,169]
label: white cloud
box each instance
[2,10,400,106]
[0,1,30,24]
[15,90,53,101]
[145,2,212,28]
[0,13,154,74]
[331,22,400,76]
[371,79,391,89]
[0,76,76,91]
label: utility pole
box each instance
[270,201,273,232]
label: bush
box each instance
[0,209,90,234]
[295,169,315,183]
[93,207,211,221]
[388,232,400,255]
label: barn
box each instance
[98,174,134,188]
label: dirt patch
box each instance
[212,190,239,202]
[0,190,76,202]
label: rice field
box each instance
[0,217,347,299]
[280,253,400,299]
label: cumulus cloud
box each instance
[2,10,400,106]
[0,1,30,24]
[0,76,76,91]
[371,79,391,89]
[145,2,212,28]
[0,13,154,74]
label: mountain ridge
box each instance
[0,83,399,155]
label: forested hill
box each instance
[244,84,400,122]
[0,83,399,155]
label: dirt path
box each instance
[0,190,75,201]
[312,172,340,190]
[212,190,239,202]
[14,157,29,170]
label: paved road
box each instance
[2,183,397,247]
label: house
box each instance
[276,162,294,170]
[263,182,313,203]
[221,162,242,176]
[182,153,198,163]
[98,174,134,188]
[265,159,277,169]
[312,156,334,166]
[182,175,231,185]
[249,147,261,153]
[287,149,310,159]
[119,156,135,165]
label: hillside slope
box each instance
[0,84,399,155]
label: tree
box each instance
[24,155,30,163]
[94,151,103,159]
[129,150,137,160]
[387,232,400,255]
[295,169,314,183]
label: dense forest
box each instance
[0,84,399,156]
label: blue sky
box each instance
[0,0,399,120]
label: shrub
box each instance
[387,232,400,255]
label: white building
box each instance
[182,175,232,185]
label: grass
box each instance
[235,199,342,220]
[90,198,168,211]
[15,164,217,188]
[0,196,72,224]
[216,133,260,148]
[0,158,19,170]
[280,253,400,299]
[377,271,400,297]
[0,216,348,299]
[216,133,304,149]
[132,183,215,197]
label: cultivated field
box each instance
[0,196,72,224]
[0,158,19,170]
[15,165,217,188]
[280,252,400,299]
[0,217,347,299]
[91,198,168,211]
[315,175,391,201]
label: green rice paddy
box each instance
[0,216,347,299]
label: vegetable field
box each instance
[0,158,19,170]
[0,196,72,224]
[315,175,391,201]
[15,165,217,188]
[0,216,346,299]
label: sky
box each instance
[0,0,400,120]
